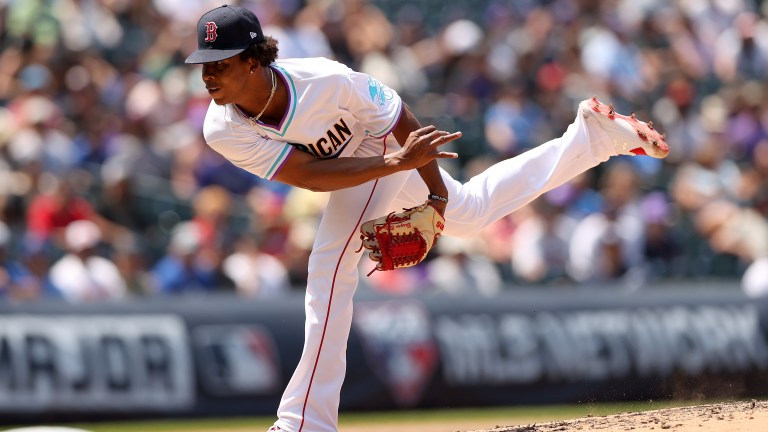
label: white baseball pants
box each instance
[273,107,616,431]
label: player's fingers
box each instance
[422,129,447,143]
[436,151,459,159]
[413,125,437,137]
[433,131,462,147]
[425,130,460,147]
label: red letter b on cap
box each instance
[205,22,218,42]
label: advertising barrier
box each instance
[0,315,192,412]
[0,285,766,423]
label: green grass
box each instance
[8,400,712,432]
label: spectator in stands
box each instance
[260,0,334,60]
[484,86,548,156]
[426,236,503,297]
[5,94,78,174]
[25,172,96,247]
[222,235,291,298]
[567,162,647,289]
[714,11,768,84]
[510,196,575,284]
[108,231,152,297]
[641,192,682,280]
[650,76,706,165]
[190,184,236,248]
[48,220,127,302]
[0,221,41,302]
[694,199,768,278]
[96,136,158,234]
[670,133,747,276]
[148,221,234,295]
[746,140,768,218]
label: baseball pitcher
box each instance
[185,5,669,432]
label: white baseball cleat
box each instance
[581,97,670,159]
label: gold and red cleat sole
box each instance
[586,97,670,158]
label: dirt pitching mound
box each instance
[470,400,768,432]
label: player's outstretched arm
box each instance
[272,125,460,192]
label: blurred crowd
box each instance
[0,0,767,303]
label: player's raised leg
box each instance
[392,98,669,237]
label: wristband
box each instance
[428,194,449,203]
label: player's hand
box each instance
[390,125,461,170]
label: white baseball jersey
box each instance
[203,57,403,180]
[199,57,620,432]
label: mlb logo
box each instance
[193,324,282,395]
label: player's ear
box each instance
[246,57,259,71]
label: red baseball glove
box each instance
[358,201,445,275]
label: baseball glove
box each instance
[358,201,445,275]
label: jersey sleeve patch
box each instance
[344,71,403,139]
[368,76,395,106]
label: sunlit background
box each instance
[0,0,767,429]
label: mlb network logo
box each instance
[353,300,438,407]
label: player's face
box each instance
[201,56,250,105]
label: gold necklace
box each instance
[248,67,276,123]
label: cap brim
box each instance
[184,48,247,64]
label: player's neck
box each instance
[237,66,286,125]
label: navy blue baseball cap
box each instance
[185,5,265,64]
